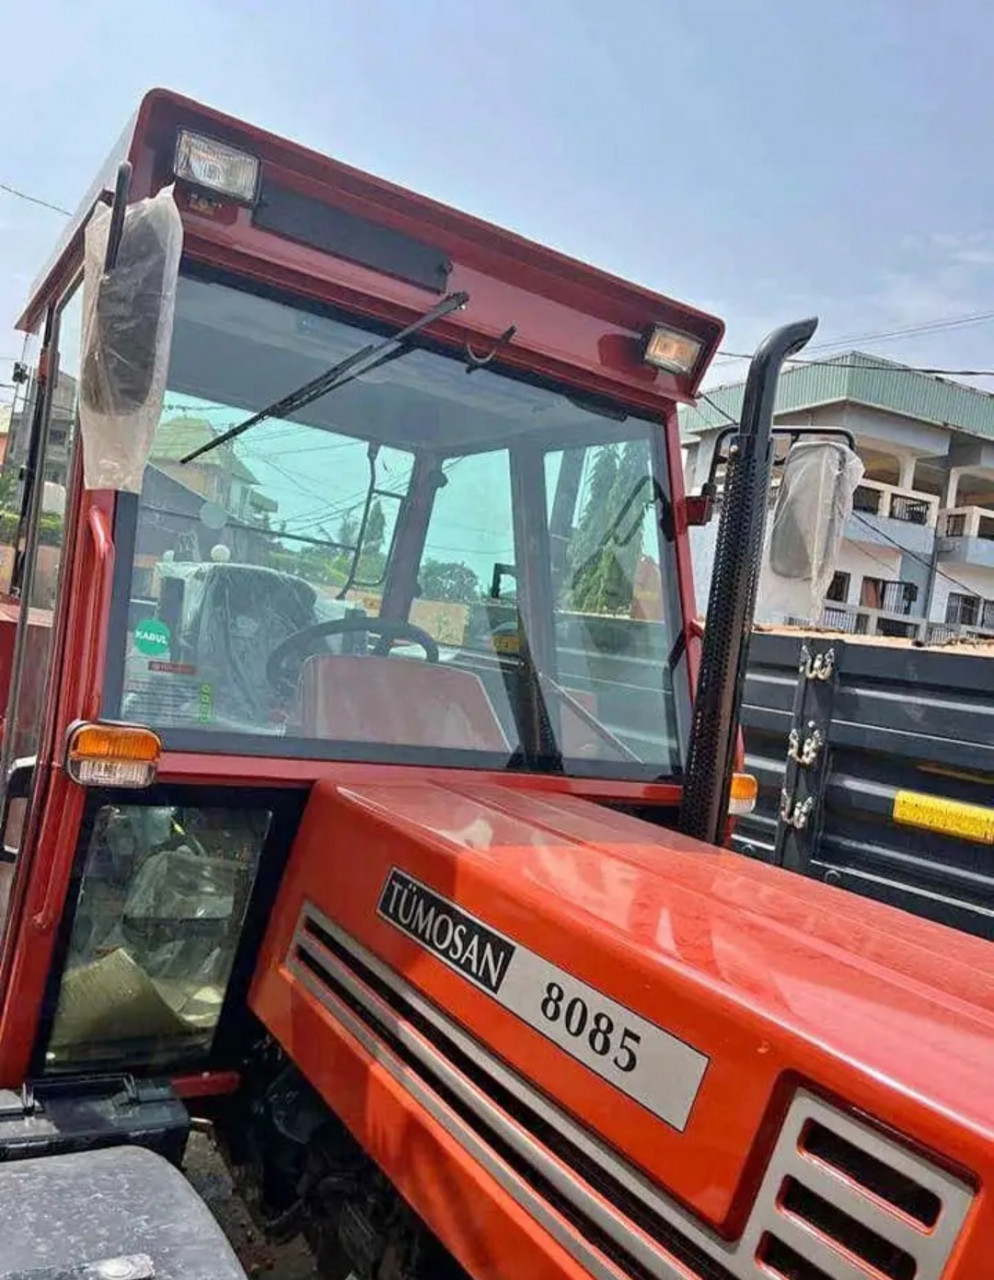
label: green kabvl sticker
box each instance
[134,618,171,658]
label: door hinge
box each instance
[787,725,823,767]
[800,643,835,682]
[780,791,816,829]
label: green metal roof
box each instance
[153,416,259,485]
[681,352,994,441]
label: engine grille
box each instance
[741,1091,974,1280]
[289,903,976,1280]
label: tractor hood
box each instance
[250,777,994,1234]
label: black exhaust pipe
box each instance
[678,318,818,847]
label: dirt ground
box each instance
[752,621,994,655]
[184,1129,320,1279]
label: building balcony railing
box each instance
[852,484,883,515]
[859,579,919,615]
[938,505,994,568]
[890,494,932,525]
[804,581,925,639]
[927,615,994,644]
[820,605,868,634]
[941,505,994,540]
[944,594,994,630]
[851,480,940,527]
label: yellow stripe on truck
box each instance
[893,790,994,845]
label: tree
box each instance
[364,499,385,553]
[419,559,481,604]
[569,440,650,614]
[336,511,359,549]
[597,438,650,612]
[357,498,387,583]
[566,445,618,609]
[0,463,18,511]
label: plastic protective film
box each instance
[79,184,183,492]
[760,439,864,624]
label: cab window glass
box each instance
[106,273,684,779]
[543,437,679,771]
[45,803,270,1071]
[0,330,42,596]
[8,287,82,761]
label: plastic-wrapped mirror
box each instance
[78,185,183,492]
[764,439,864,622]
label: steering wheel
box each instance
[266,616,440,692]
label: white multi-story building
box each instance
[682,352,994,641]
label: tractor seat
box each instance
[185,564,320,726]
[298,654,510,753]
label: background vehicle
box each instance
[0,90,990,1279]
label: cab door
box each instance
[0,279,82,983]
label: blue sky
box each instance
[3,0,994,404]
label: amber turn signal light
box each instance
[65,721,162,789]
[728,772,758,816]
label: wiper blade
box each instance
[181,290,469,465]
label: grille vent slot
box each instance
[744,1091,974,1280]
[800,1121,942,1228]
[779,1178,915,1280]
[757,1233,833,1280]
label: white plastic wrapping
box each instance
[79,184,183,492]
[760,440,865,624]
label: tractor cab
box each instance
[0,93,711,1091]
[32,264,691,1077]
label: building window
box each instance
[860,577,887,609]
[825,571,850,603]
[852,485,882,515]
[876,617,917,639]
[945,593,980,627]
[860,578,917,614]
[944,512,967,537]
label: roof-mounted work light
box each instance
[173,130,261,205]
[642,325,703,377]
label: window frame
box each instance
[946,592,980,627]
[0,276,83,814]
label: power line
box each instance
[0,182,71,217]
[715,352,994,379]
[711,309,994,370]
[807,310,994,354]
[847,509,984,603]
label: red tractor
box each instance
[0,90,988,1280]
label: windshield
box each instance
[104,270,686,779]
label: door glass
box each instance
[45,802,270,1071]
[544,435,680,772]
[8,287,82,761]
[0,330,43,597]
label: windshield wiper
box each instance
[180,290,469,465]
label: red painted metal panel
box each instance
[252,777,994,1239]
